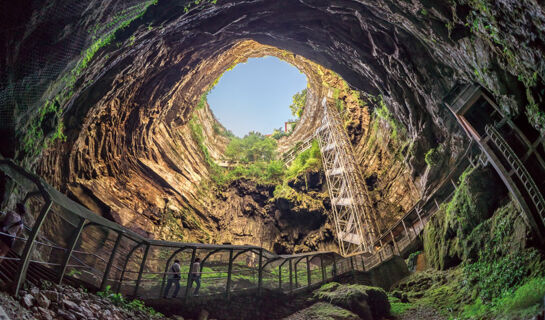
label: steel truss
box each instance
[315,97,379,255]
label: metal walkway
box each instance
[0,155,471,300]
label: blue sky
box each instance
[207,56,307,137]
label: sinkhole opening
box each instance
[206,56,308,138]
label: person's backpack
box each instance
[172,265,181,279]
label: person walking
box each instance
[189,257,201,296]
[163,259,181,298]
[0,203,25,260]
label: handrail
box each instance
[0,144,471,298]
[486,125,545,224]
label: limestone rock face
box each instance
[2,0,544,250]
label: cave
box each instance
[1,0,545,319]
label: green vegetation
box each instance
[296,302,359,320]
[285,140,321,180]
[424,147,441,167]
[466,0,544,132]
[22,99,67,155]
[313,282,390,318]
[189,114,225,185]
[212,122,234,138]
[271,128,289,140]
[198,132,285,185]
[97,285,163,317]
[526,101,545,133]
[225,132,277,163]
[289,88,307,118]
[226,160,285,184]
[388,296,416,316]
[183,0,218,13]
[373,95,406,141]
[22,0,158,156]
[405,167,545,319]
[273,140,321,200]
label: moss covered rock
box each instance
[423,167,507,269]
[283,302,359,320]
[311,282,390,319]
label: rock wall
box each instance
[2,0,544,251]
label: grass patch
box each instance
[388,296,416,316]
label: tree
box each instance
[225,132,278,163]
[289,88,308,118]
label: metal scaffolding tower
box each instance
[316,97,378,255]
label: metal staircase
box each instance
[315,97,378,255]
[485,125,545,225]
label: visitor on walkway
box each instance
[189,257,201,296]
[0,203,25,260]
[163,259,181,298]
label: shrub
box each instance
[286,140,321,179]
[289,88,307,118]
[97,285,163,317]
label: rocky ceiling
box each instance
[1,0,544,247]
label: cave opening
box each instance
[2,0,545,318]
[205,55,308,138]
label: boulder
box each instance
[284,302,359,320]
[312,282,390,319]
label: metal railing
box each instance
[485,125,545,225]
[0,138,474,300]
[0,159,382,300]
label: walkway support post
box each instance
[226,249,233,299]
[332,255,337,277]
[306,256,311,288]
[101,231,124,291]
[278,264,282,289]
[59,218,86,284]
[257,249,263,295]
[117,242,144,293]
[416,208,424,231]
[184,248,197,302]
[320,255,325,283]
[289,259,293,294]
[133,242,150,297]
[401,219,411,240]
[391,231,400,255]
[14,200,53,296]
[294,260,298,289]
